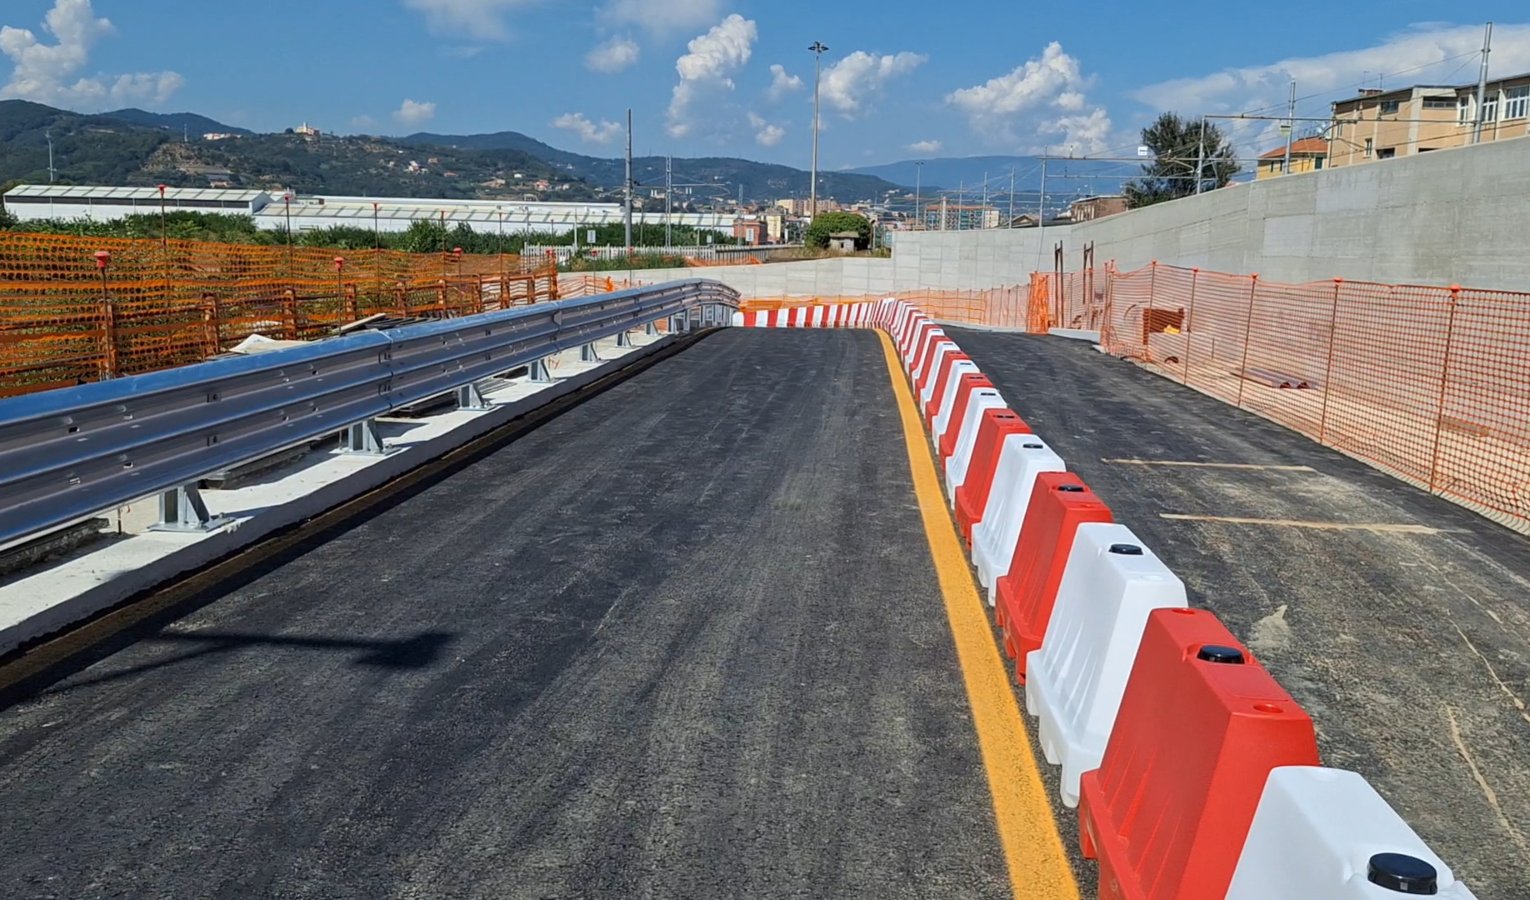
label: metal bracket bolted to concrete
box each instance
[456,381,491,411]
[150,484,229,534]
[616,330,634,348]
[580,343,601,363]
[341,419,388,455]
[529,358,554,382]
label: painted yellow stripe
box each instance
[875,329,1081,900]
[1159,513,1447,534]
[1102,458,1316,472]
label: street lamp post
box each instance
[914,161,924,231]
[809,41,829,220]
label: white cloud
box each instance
[351,114,377,130]
[600,0,720,35]
[393,98,438,126]
[401,0,538,41]
[819,50,926,117]
[0,0,184,109]
[906,139,942,154]
[552,112,623,144]
[586,35,640,73]
[1130,22,1530,152]
[666,14,756,139]
[947,42,1112,153]
[766,63,803,102]
[747,112,785,146]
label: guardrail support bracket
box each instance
[456,381,491,411]
[580,342,601,363]
[645,321,659,336]
[341,419,388,455]
[529,358,554,382]
[616,329,634,348]
[151,484,229,533]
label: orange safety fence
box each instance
[0,232,557,398]
[1045,261,1530,534]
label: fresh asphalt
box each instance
[0,330,1016,900]
[951,327,1530,900]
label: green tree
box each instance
[804,211,871,250]
[1124,113,1240,209]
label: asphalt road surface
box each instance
[0,330,1015,900]
[952,327,1530,900]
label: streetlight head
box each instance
[809,41,828,54]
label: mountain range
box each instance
[0,100,911,206]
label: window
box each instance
[1483,93,1499,123]
[1379,99,1401,115]
[1423,97,1456,109]
[1364,137,1374,158]
[1377,148,1397,160]
[1459,95,1474,124]
[1505,85,1530,120]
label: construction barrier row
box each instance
[736,301,1477,899]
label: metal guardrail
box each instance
[0,279,739,550]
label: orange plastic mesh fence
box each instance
[1080,261,1530,533]
[0,232,550,398]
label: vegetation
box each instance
[561,253,691,272]
[804,211,872,250]
[1124,113,1240,209]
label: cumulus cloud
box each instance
[0,0,184,109]
[600,0,721,35]
[947,42,1112,153]
[907,139,942,154]
[766,63,803,102]
[747,112,785,146]
[393,98,438,126]
[401,0,537,41]
[666,14,757,139]
[586,35,640,73]
[819,50,926,117]
[552,112,624,144]
[1130,22,1530,151]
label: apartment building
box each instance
[1329,73,1530,167]
[1255,137,1329,179]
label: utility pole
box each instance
[1008,167,1016,227]
[623,108,633,254]
[914,161,923,231]
[1194,117,1207,194]
[809,41,829,220]
[1283,79,1296,175]
[1474,21,1494,144]
[1036,154,1049,272]
[665,155,673,249]
[981,171,988,227]
[957,181,965,230]
[45,130,57,183]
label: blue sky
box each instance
[4,0,1530,168]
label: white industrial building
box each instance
[2,184,734,235]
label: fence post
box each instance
[281,288,299,340]
[395,279,409,317]
[93,250,117,380]
[1181,268,1199,385]
[1100,261,1117,350]
[1145,261,1158,358]
[1236,273,1259,409]
[1427,286,1462,494]
[1317,278,1343,444]
[201,291,221,358]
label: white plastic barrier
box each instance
[1024,523,1188,807]
[945,388,1007,503]
[900,317,930,361]
[918,341,959,409]
[911,329,947,380]
[1227,767,1478,899]
[930,359,981,445]
[731,311,746,327]
[969,433,1065,597]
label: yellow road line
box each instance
[876,330,1080,900]
[1102,458,1315,472]
[1158,513,1447,534]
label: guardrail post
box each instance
[152,484,228,533]
[456,381,491,410]
[580,342,601,362]
[645,320,659,336]
[616,329,634,348]
[529,358,554,382]
[340,419,387,455]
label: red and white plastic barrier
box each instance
[729,297,1477,898]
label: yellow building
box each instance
[1256,137,1329,179]
[1329,74,1530,168]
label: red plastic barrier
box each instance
[1078,607,1321,900]
[954,408,1034,545]
[923,351,971,424]
[939,373,995,459]
[997,472,1113,669]
[911,331,947,385]
[766,309,785,328]
[788,307,807,327]
[902,318,934,362]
